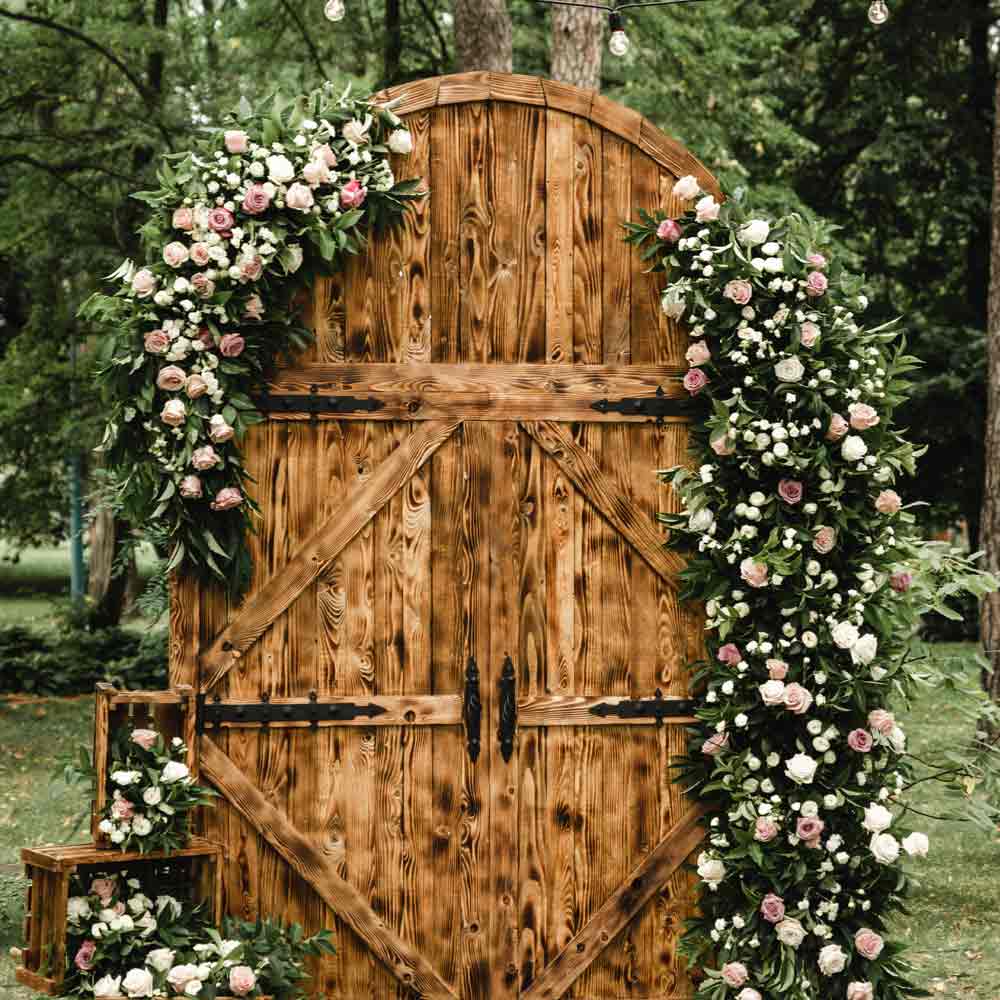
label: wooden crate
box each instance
[92,683,198,846]
[15,838,222,996]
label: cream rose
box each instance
[759,679,786,706]
[286,182,315,211]
[775,917,806,948]
[870,831,900,864]
[774,357,805,383]
[696,852,725,888]
[160,399,187,427]
[862,803,893,834]
[388,128,413,154]
[831,621,860,649]
[784,753,818,785]
[842,435,869,461]
[847,983,874,1000]
[851,633,878,665]
[738,219,770,245]
[266,154,296,184]
[695,195,720,222]
[818,944,847,976]
[162,241,189,268]
[122,968,154,997]
[672,175,700,200]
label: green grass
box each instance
[0,645,996,999]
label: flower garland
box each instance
[97,724,215,854]
[625,184,938,1000]
[83,84,421,591]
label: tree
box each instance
[453,0,512,72]
[550,6,603,91]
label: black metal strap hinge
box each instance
[591,385,692,423]
[588,688,696,726]
[497,655,517,763]
[463,657,482,763]
[196,691,387,731]
[253,391,385,415]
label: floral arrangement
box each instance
[98,725,215,854]
[624,182,989,1000]
[66,870,332,998]
[81,84,421,591]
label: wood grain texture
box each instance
[545,110,574,364]
[201,737,459,1000]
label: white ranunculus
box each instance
[265,154,295,184]
[851,633,878,665]
[785,753,818,785]
[862,803,893,834]
[218,939,243,957]
[696,852,726,888]
[145,947,175,973]
[818,943,847,975]
[841,435,869,461]
[831,621,859,649]
[888,726,906,753]
[127,894,152,916]
[775,917,806,948]
[161,760,190,784]
[111,769,140,786]
[802,631,818,648]
[94,975,122,999]
[67,896,91,922]
[870,832,900,864]
[689,508,714,532]
[132,816,153,836]
[738,219,770,246]
[902,831,929,857]
[761,240,781,256]
[136,912,158,938]
[387,128,413,154]
[763,257,783,273]
[774,357,805,383]
[122,967,154,997]
[759,680,786,706]
[109,914,135,933]
[672,174,701,200]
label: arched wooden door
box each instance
[171,72,719,1000]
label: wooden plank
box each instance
[489,72,546,106]
[437,71,491,105]
[520,421,684,587]
[310,274,346,362]
[545,110,574,363]
[199,420,460,692]
[373,77,440,117]
[201,737,459,1000]
[460,99,491,361]
[520,808,705,1000]
[203,696,462,728]
[169,573,200,688]
[589,93,642,146]
[601,134,632,365]
[541,78,594,117]
[518,696,695,727]
[397,110,433,362]
[430,106,462,363]
[572,116,603,364]
[638,118,721,199]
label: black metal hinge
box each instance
[591,385,693,423]
[196,691,387,731]
[463,657,482,764]
[588,688,696,726]
[497,655,517,763]
[253,391,385,415]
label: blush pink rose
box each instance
[131,728,157,750]
[303,159,331,187]
[208,207,235,234]
[754,816,779,842]
[189,242,211,266]
[340,179,367,208]
[890,571,912,593]
[710,433,735,456]
[740,557,768,589]
[686,340,711,367]
[110,797,134,820]
[131,268,157,298]
[702,731,729,756]
[799,321,820,347]
[162,241,189,268]
[211,487,243,511]
[243,295,264,320]
[854,928,884,959]
[90,878,116,903]
[74,940,96,971]
[161,399,187,426]
[805,270,828,297]
[191,273,215,298]
[313,143,337,167]
[847,984,874,1000]
[826,413,849,441]
[656,218,682,242]
[228,966,256,996]
[172,207,194,231]
[224,130,249,154]
[242,183,271,215]
[724,279,753,306]
[766,658,788,680]
[208,416,235,443]
[239,254,264,283]
[285,182,315,211]
[156,365,187,392]
[778,479,804,505]
[807,252,827,269]
[721,963,748,988]
[783,683,813,715]
[179,475,203,499]
[849,402,880,430]
[848,728,874,752]
[144,330,170,354]
[220,333,245,357]
[683,368,709,395]
[795,816,825,843]
[875,490,901,514]
[716,643,742,667]
[868,709,895,735]
[191,446,220,471]
[760,893,785,923]
[197,327,214,348]
[813,526,837,554]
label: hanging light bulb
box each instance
[867,0,889,24]
[608,10,630,57]
[324,0,346,21]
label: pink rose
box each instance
[209,416,235,443]
[716,643,742,667]
[778,479,804,505]
[74,940,96,971]
[875,490,901,514]
[799,321,820,347]
[826,413,849,440]
[760,893,785,923]
[848,728,874,752]
[890,571,912,593]
[224,130,249,154]
[313,143,337,167]
[710,433,734,456]
[191,273,216,299]
[807,252,827,269]
[795,816,825,843]
[686,340,711,367]
[766,659,788,680]
[197,326,214,348]
[190,242,211,266]
[156,365,187,392]
[783,683,813,715]
[738,990,763,1000]
[192,446,220,471]
[805,270,828,297]
[683,368,709,395]
[740,557,768,589]
[759,679,786,706]
[242,183,271,215]
[161,399,187,427]
[144,330,169,354]
[340,179,367,208]
[243,295,264,321]
[90,878,116,903]
[131,268,157,298]
[656,218,682,242]
[848,402,880,430]
[179,475,203,499]
[721,963,748,988]
[701,731,729,756]
[868,709,895,735]
[208,207,235,234]
[111,797,134,820]
[847,984,874,1000]
[228,965,256,996]
[695,195,720,222]
[286,182,315,212]
[162,241,189,268]
[754,817,779,843]
[220,333,245,357]
[813,526,837,554]
[172,207,194,231]
[211,487,242,511]
[131,728,157,750]
[239,254,263,283]
[724,279,753,306]
[854,928,884,960]
[303,159,331,187]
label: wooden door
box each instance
[171,73,719,1000]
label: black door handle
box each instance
[497,654,516,763]
[463,656,482,763]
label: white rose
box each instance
[127,894,152,915]
[161,760,190,783]
[167,965,200,992]
[132,816,153,836]
[818,943,847,975]
[695,195,720,222]
[902,831,929,857]
[696,852,726,887]
[851,633,878,665]
[775,917,806,948]
[661,284,687,320]
[110,914,135,932]
[342,115,372,145]
[122,967,154,997]
[831,621,860,649]
[888,726,906,753]
[67,896,92,922]
[689,508,714,532]
[761,240,781,255]
[98,819,114,834]
[738,219,770,246]
[91,921,109,938]
[94,975,122,998]
[219,939,242,957]
[136,912,158,938]
[184,981,203,997]
[759,680,786,706]
[110,830,126,844]
[672,174,701,200]
[265,154,295,184]
[802,631,818,648]
[841,435,868,461]
[146,948,175,973]
[785,753,818,785]
[141,784,162,807]
[763,257,783,273]
[111,769,138,786]
[387,128,413,154]
[157,894,182,918]
[870,832,900,864]
[862,802,893,834]
[774,357,805,383]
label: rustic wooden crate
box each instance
[15,838,222,996]
[92,683,198,846]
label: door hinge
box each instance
[497,655,517,763]
[590,385,693,423]
[588,688,696,726]
[196,691,387,731]
[253,390,385,416]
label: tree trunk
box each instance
[980,69,1000,711]
[384,0,403,86]
[551,6,603,91]
[453,0,512,73]
[87,509,131,628]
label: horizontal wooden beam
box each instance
[263,362,688,423]
[201,695,462,729]
[518,695,695,727]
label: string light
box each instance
[324,0,346,21]
[868,0,889,24]
[608,10,630,57]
